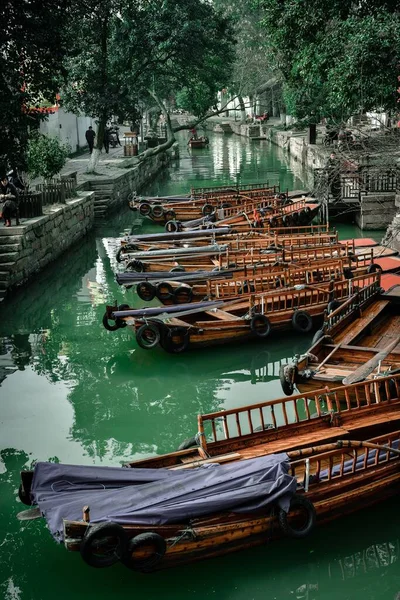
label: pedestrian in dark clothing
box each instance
[0,176,20,226]
[85,126,96,154]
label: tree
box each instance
[61,0,235,170]
[0,0,67,173]
[257,0,400,122]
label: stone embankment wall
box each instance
[81,146,177,219]
[0,192,94,299]
[382,193,400,250]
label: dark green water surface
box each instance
[0,132,395,600]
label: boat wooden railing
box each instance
[192,182,279,197]
[270,223,331,236]
[289,430,400,483]
[197,373,400,449]
[212,261,346,299]
[323,273,381,330]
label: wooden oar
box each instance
[342,335,400,385]
[314,342,343,372]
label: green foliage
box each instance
[0,0,67,170]
[257,0,400,120]
[27,134,70,180]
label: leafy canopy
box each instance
[257,0,400,121]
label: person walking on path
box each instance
[85,126,96,154]
[103,125,110,154]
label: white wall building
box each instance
[39,107,93,152]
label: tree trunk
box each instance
[238,96,246,123]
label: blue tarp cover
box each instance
[30,454,297,542]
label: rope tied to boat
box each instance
[168,524,198,548]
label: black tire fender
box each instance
[139,202,151,217]
[127,259,144,273]
[278,494,316,539]
[177,436,199,451]
[165,220,179,233]
[269,217,278,228]
[279,363,298,396]
[80,522,127,568]
[202,203,214,216]
[116,247,124,263]
[368,263,382,274]
[18,483,32,506]
[136,281,156,302]
[165,209,176,221]
[151,204,164,218]
[292,310,313,333]
[102,312,120,332]
[161,326,190,353]
[136,322,161,349]
[170,266,185,273]
[121,532,166,572]
[173,285,193,304]
[250,314,271,338]
[156,281,174,301]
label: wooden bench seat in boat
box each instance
[204,309,242,321]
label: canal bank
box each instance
[0,144,177,301]
[207,115,399,234]
[0,130,395,600]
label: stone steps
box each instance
[0,243,21,254]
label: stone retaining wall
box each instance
[2,191,94,294]
[81,146,175,219]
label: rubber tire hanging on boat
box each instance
[151,204,164,218]
[311,329,333,346]
[367,263,382,274]
[116,247,124,263]
[177,436,199,450]
[278,494,316,538]
[136,281,156,302]
[279,363,298,396]
[139,203,151,217]
[283,214,293,226]
[250,314,271,338]
[161,327,190,353]
[202,204,214,216]
[343,267,353,279]
[165,209,176,221]
[136,323,161,349]
[121,532,166,572]
[292,310,313,334]
[170,266,186,273]
[127,259,144,273]
[165,220,179,233]
[173,285,193,304]
[269,217,278,228]
[102,312,121,332]
[80,522,127,568]
[18,484,32,506]
[156,281,174,301]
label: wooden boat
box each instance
[132,259,369,306]
[118,226,339,263]
[129,182,283,209]
[188,135,209,148]
[281,281,400,395]
[103,272,381,353]
[119,241,375,275]
[171,199,321,233]
[17,374,400,571]
[134,190,293,225]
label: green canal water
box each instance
[0,132,396,600]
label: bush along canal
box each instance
[0,131,394,600]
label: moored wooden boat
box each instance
[17,381,400,571]
[103,272,380,352]
[188,136,209,148]
[281,282,400,395]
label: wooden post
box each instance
[83,506,90,523]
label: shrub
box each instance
[27,134,70,180]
